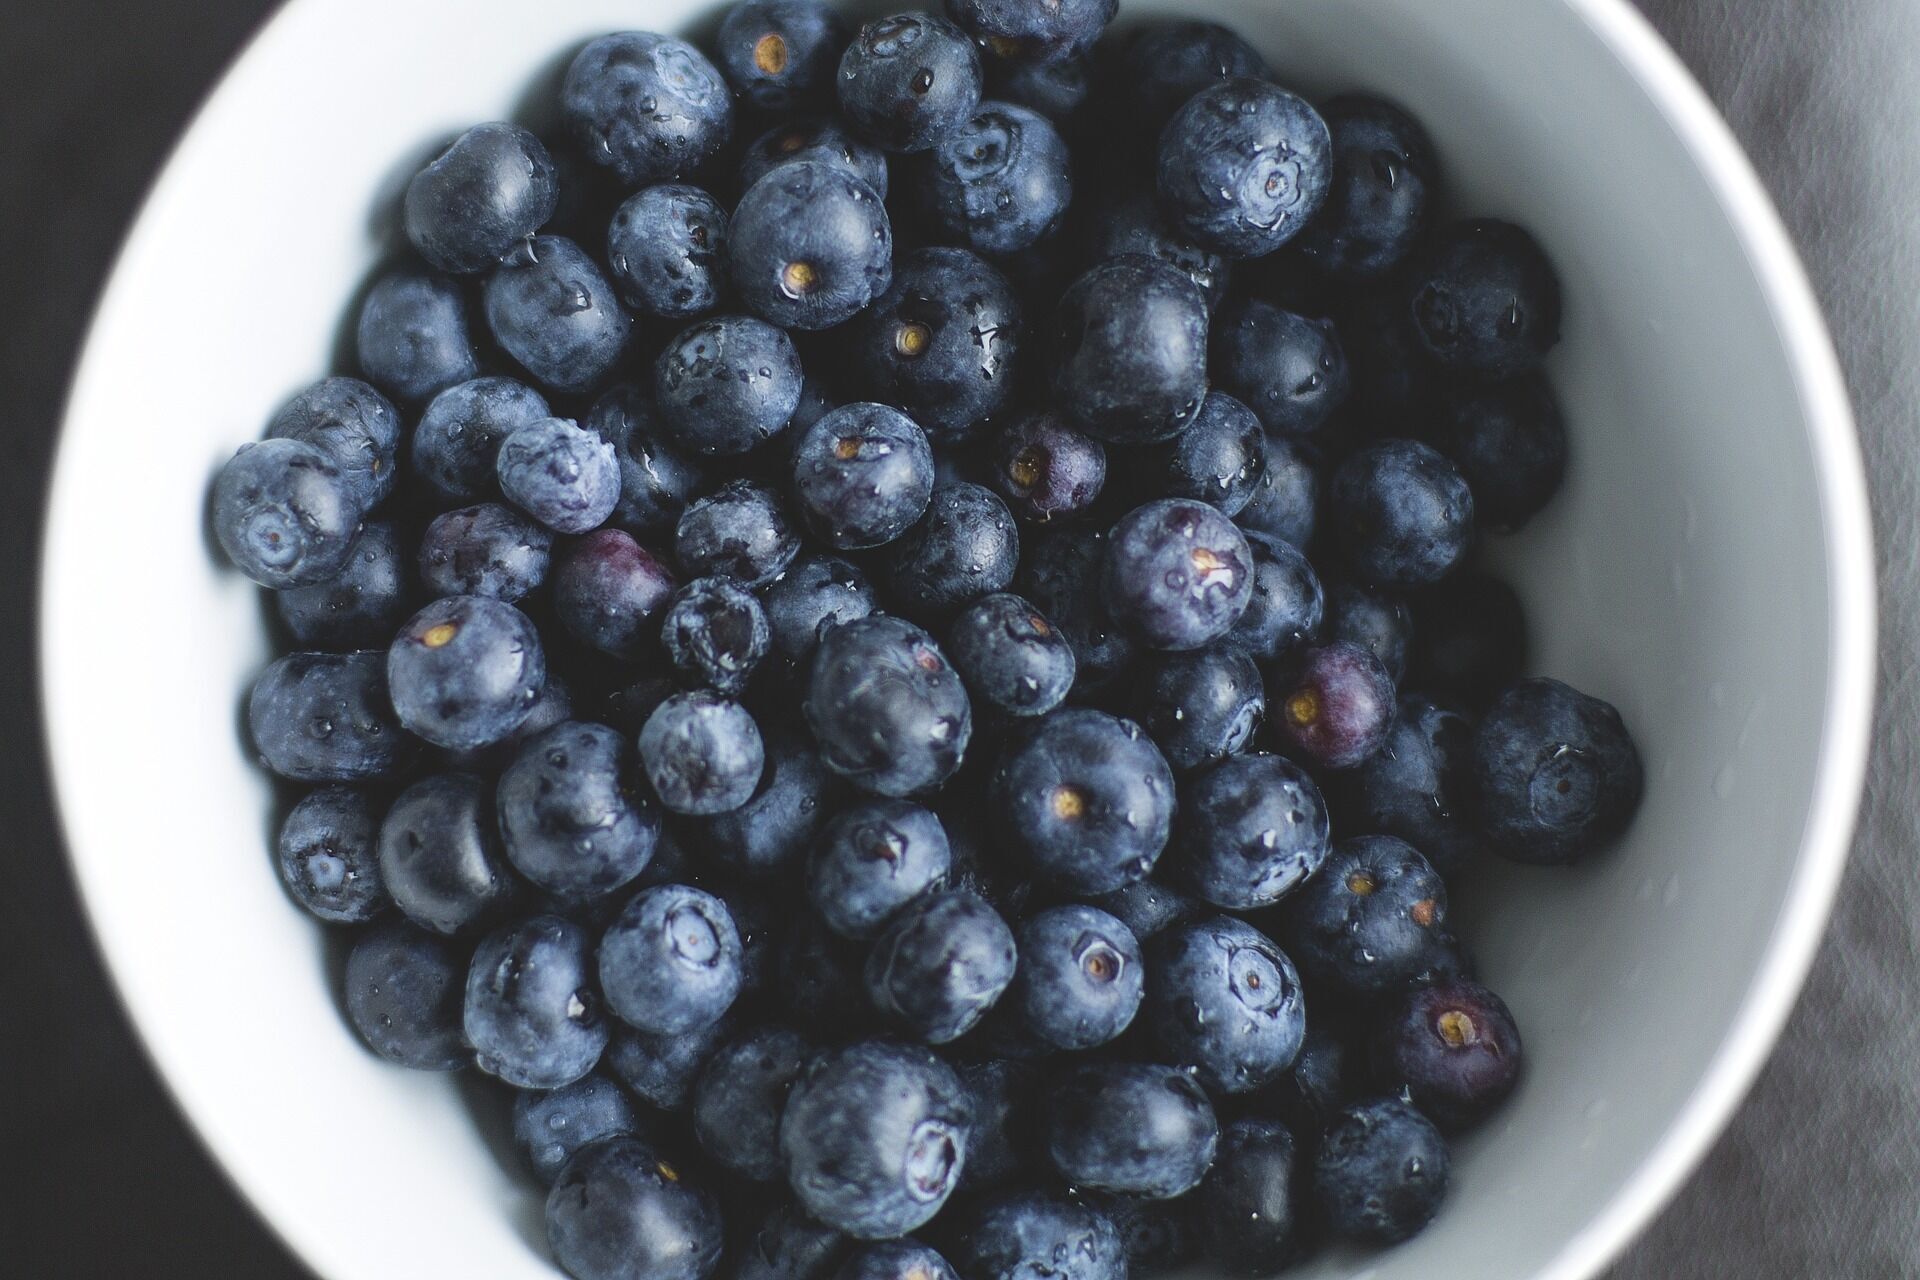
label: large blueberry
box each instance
[1049,257,1208,445]
[1103,498,1254,651]
[1157,78,1332,258]
[561,32,734,187]
[1280,835,1448,993]
[675,479,801,586]
[791,403,935,550]
[654,316,804,457]
[213,438,364,589]
[865,888,1017,1043]
[411,376,551,506]
[1294,95,1437,281]
[404,122,558,274]
[465,914,607,1089]
[918,101,1071,256]
[484,237,631,395]
[1132,645,1265,773]
[1328,439,1475,586]
[1176,754,1329,911]
[512,1075,641,1185]
[731,161,893,330]
[586,383,707,536]
[1145,915,1305,1092]
[1212,299,1349,435]
[342,919,470,1070]
[808,797,951,939]
[276,786,385,924]
[493,416,621,534]
[1044,1063,1218,1199]
[1314,1097,1449,1243]
[716,0,848,111]
[378,772,517,936]
[945,591,1076,719]
[607,183,728,320]
[545,1136,725,1280]
[248,650,411,782]
[386,596,544,751]
[497,721,659,902]
[417,503,550,603]
[599,883,742,1034]
[763,554,877,662]
[947,1191,1124,1280]
[1473,677,1643,865]
[275,519,411,649]
[264,375,401,510]
[638,691,765,816]
[551,529,679,660]
[1406,218,1562,378]
[691,1025,812,1181]
[805,615,972,797]
[1011,904,1141,1050]
[837,14,983,153]
[883,482,1019,621]
[355,271,479,403]
[846,247,1021,438]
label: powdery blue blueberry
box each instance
[808,798,951,940]
[465,914,608,1089]
[763,554,876,661]
[417,503,550,602]
[485,237,631,395]
[561,32,734,187]
[986,411,1106,524]
[654,317,805,458]
[1174,753,1331,910]
[545,1135,725,1280]
[404,122,558,274]
[378,772,518,936]
[804,615,972,798]
[1314,1097,1450,1243]
[948,0,1114,63]
[792,403,935,550]
[213,438,364,589]
[675,480,801,586]
[607,184,728,320]
[945,592,1075,719]
[919,102,1071,256]
[1407,218,1562,379]
[1145,915,1305,1093]
[834,1241,957,1280]
[274,519,411,650]
[1157,78,1333,258]
[846,247,1022,438]
[1236,433,1321,549]
[1088,879,1205,943]
[1043,1063,1218,1199]
[1049,257,1208,445]
[497,721,660,902]
[882,482,1019,621]
[495,416,621,535]
[1294,95,1437,281]
[865,888,1017,1043]
[386,596,545,752]
[1347,695,1479,876]
[410,375,551,506]
[1011,904,1141,1050]
[1429,374,1568,533]
[1103,498,1255,651]
[342,919,470,1070]
[730,161,893,330]
[1086,188,1234,314]
[1132,645,1265,773]
[1473,677,1643,865]
[265,376,402,509]
[276,786,385,924]
[606,1011,738,1112]
[1121,21,1270,135]
[248,649,411,782]
[1280,834,1449,993]
[639,691,765,816]
[355,271,479,403]
[1324,580,1413,684]
[837,14,983,153]
[662,576,770,694]
[599,883,743,1034]
[512,1075,642,1185]
[1146,391,1265,516]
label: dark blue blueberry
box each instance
[276,786,385,924]
[1407,218,1562,378]
[404,122,557,274]
[1473,677,1643,865]
[720,885,780,999]
[1145,915,1305,1092]
[774,916,872,1036]
[639,691,765,815]
[378,772,517,935]
[1235,434,1320,548]
[1120,21,1269,136]
[945,592,1075,718]
[586,383,708,535]
[275,519,410,649]
[607,184,728,320]
[1294,95,1437,281]
[1377,979,1523,1131]
[919,101,1071,256]
[676,480,801,586]
[213,438,364,589]
[513,1075,641,1185]
[1157,79,1332,258]
[955,1059,1039,1189]
[387,596,544,751]
[763,554,877,661]
[1212,299,1348,435]
[248,650,411,782]
[1103,498,1254,650]
[1196,1118,1301,1275]
[411,376,551,506]
[1338,282,1441,425]
[1323,581,1410,684]
[846,247,1022,438]
[497,721,659,902]
[691,1025,812,1181]
[562,32,734,187]
[1086,188,1232,314]
[865,888,1017,1043]
[949,0,1112,62]
[355,271,479,403]
[495,416,621,534]
[1049,256,1208,445]
[1133,645,1265,773]
[546,1136,724,1280]
[342,919,470,1070]
[1236,540,1323,670]
[1313,1097,1449,1243]
[1088,878,1204,941]
[465,914,607,1089]
[986,410,1105,523]
[1281,835,1448,993]
[1016,527,1134,690]
[731,161,893,330]
[1174,753,1330,910]
[1409,572,1528,709]
[734,1200,851,1280]
[806,615,973,797]
[1267,1024,1353,1133]
[717,0,849,111]
[1011,904,1141,1050]
[1347,696,1478,875]
[780,1040,973,1237]
[1144,392,1264,516]
[792,403,936,550]
[606,1011,737,1111]
[265,376,402,509]
[655,317,805,457]
[417,503,550,602]
[1329,439,1475,586]
[808,797,951,938]
[552,530,678,660]
[948,1191,1124,1280]
[837,14,984,153]
[834,1240,957,1280]
[1091,1195,1200,1278]
[989,708,1173,893]
[485,237,631,395]
[662,577,770,693]
[683,722,839,880]
[600,883,742,1034]
[990,54,1090,128]
[1044,1062,1217,1198]
[739,117,891,199]
[1429,374,1568,532]
[1273,640,1395,770]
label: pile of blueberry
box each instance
[211,2,1647,1277]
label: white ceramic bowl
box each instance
[41,0,1873,1277]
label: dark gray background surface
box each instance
[1,1,1912,1275]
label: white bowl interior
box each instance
[41,1,1871,1279]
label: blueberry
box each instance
[677,485,802,590]
[599,883,742,1034]
[549,530,679,662]
[735,1200,852,1280]
[764,554,877,661]
[732,162,894,330]
[1174,753,1330,910]
[986,410,1105,523]
[1377,979,1523,1130]
[1473,677,1643,865]
[865,888,1017,1043]
[1091,1195,1201,1278]
[1232,531,1324,664]
[716,0,848,111]
[1103,498,1254,650]
[465,914,607,1089]
[404,123,558,274]
[387,596,544,751]
[1323,581,1411,684]
[1212,299,1349,435]
[722,886,781,999]
[1314,1097,1449,1243]
[546,1136,725,1280]
[990,708,1173,893]
[1044,1062,1217,1199]
[739,116,891,199]
[496,721,660,902]
[945,592,1075,718]
[562,32,733,187]
[1086,188,1233,314]
[377,772,517,934]
[990,54,1090,127]
[1157,79,1332,258]
[655,317,805,457]
[606,1011,737,1111]
[791,403,936,550]
[1337,283,1440,426]
[1294,95,1437,281]
[484,237,631,395]
[806,615,972,797]
[1049,257,1208,445]
[837,14,984,153]
[1329,438,1475,587]
[1196,1118,1301,1275]
[834,1240,957,1280]
[1429,374,1568,532]
[355,271,479,403]
[683,722,840,879]
[1281,835,1448,993]
[411,376,552,506]
[512,1077,643,1195]
[947,1191,1124,1280]
[1088,878,1204,942]
[1266,1024,1354,1133]
[248,650,411,782]
[919,101,1071,256]
[1235,434,1320,548]
[948,0,1112,62]
[1407,218,1562,378]
[955,1059,1040,1189]
[1120,21,1269,135]
[1347,696,1478,875]
[691,1025,811,1181]
[275,520,411,649]
[807,797,950,939]
[1145,915,1305,1092]
[264,376,402,509]
[213,438,364,589]
[1010,904,1141,1050]
[494,417,621,535]
[774,916,872,1036]
[587,383,708,535]
[342,919,470,1070]
[639,691,765,815]
[1409,572,1528,708]
[780,1040,973,1237]
[607,184,728,320]
[416,503,549,602]
[1016,528,1134,689]
[1133,646,1264,773]
[846,247,1021,438]
[275,787,385,924]
[657,577,768,694]
[1144,392,1264,516]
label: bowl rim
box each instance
[36,0,1876,1277]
